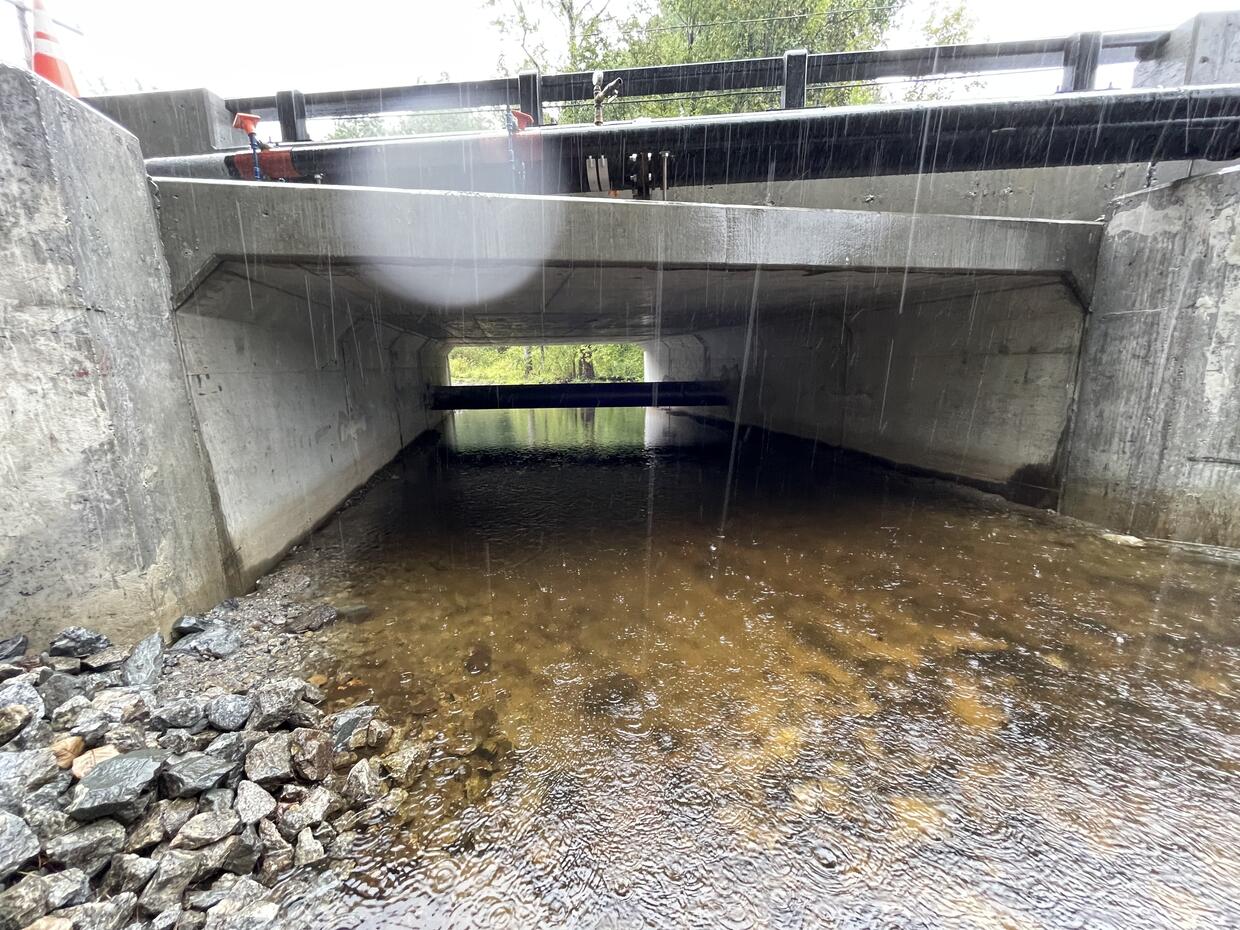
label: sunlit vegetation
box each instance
[449,343,645,384]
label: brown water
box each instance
[285,407,1240,930]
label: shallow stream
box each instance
[285,407,1239,929]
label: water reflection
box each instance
[286,407,1240,929]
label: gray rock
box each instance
[293,827,325,867]
[289,729,333,782]
[243,734,292,786]
[381,743,430,786]
[162,753,237,798]
[285,701,323,729]
[0,750,59,813]
[0,704,31,746]
[42,655,81,675]
[0,873,48,930]
[157,729,203,755]
[44,868,90,909]
[206,695,251,733]
[0,812,39,882]
[125,798,197,853]
[104,723,149,753]
[139,850,202,916]
[57,890,136,930]
[37,673,83,717]
[169,626,240,661]
[21,804,73,845]
[123,635,165,688]
[275,786,340,838]
[50,696,92,730]
[67,749,166,821]
[171,811,239,850]
[255,820,292,886]
[321,705,376,753]
[233,782,276,826]
[90,688,151,725]
[343,759,384,804]
[48,628,111,659]
[80,644,132,672]
[198,788,234,814]
[197,829,259,878]
[0,682,43,731]
[151,698,206,732]
[205,731,265,766]
[286,605,337,634]
[246,680,304,731]
[102,853,157,896]
[44,818,125,875]
[170,615,210,643]
[0,636,27,662]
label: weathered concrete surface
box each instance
[176,276,447,584]
[0,67,229,644]
[1135,12,1240,87]
[156,178,1099,342]
[84,89,248,158]
[1063,168,1240,547]
[647,275,1085,505]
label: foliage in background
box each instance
[450,344,645,384]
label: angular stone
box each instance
[205,731,265,765]
[44,818,125,875]
[381,743,430,786]
[0,750,59,813]
[103,724,148,753]
[0,636,27,662]
[125,798,197,853]
[44,868,90,909]
[0,812,39,882]
[343,759,384,804]
[233,782,276,826]
[24,917,73,930]
[49,696,92,730]
[198,788,234,814]
[243,733,293,786]
[197,828,259,878]
[206,695,252,733]
[0,872,48,930]
[321,705,376,752]
[0,682,42,731]
[246,679,304,730]
[170,615,210,643]
[102,853,157,896]
[57,891,137,930]
[49,736,86,771]
[151,698,206,732]
[123,634,165,688]
[286,700,323,729]
[363,719,393,750]
[80,644,132,672]
[67,748,166,821]
[169,626,241,660]
[171,811,239,850]
[0,704,31,746]
[71,745,120,780]
[36,673,83,718]
[90,688,152,725]
[255,820,292,886]
[286,605,337,634]
[139,850,203,916]
[162,753,237,798]
[289,729,333,782]
[41,655,80,674]
[293,827,326,867]
[48,628,111,659]
[276,786,340,838]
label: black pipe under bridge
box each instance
[431,381,728,410]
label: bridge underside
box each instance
[156,178,1097,583]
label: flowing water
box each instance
[284,407,1240,930]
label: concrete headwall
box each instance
[0,67,229,645]
[648,276,1086,506]
[176,277,446,586]
[1063,168,1240,547]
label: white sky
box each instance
[1,0,1236,98]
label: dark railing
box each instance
[227,30,1170,142]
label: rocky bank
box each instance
[0,571,475,930]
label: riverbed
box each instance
[284,407,1239,929]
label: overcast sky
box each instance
[1,0,1235,98]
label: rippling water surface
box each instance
[284,407,1240,930]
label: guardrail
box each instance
[226,30,1170,142]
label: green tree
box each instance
[450,343,644,384]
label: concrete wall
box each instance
[1063,168,1240,547]
[0,67,229,646]
[176,274,447,586]
[648,276,1086,506]
[84,89,248,158]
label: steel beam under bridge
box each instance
[432,381,728,410]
